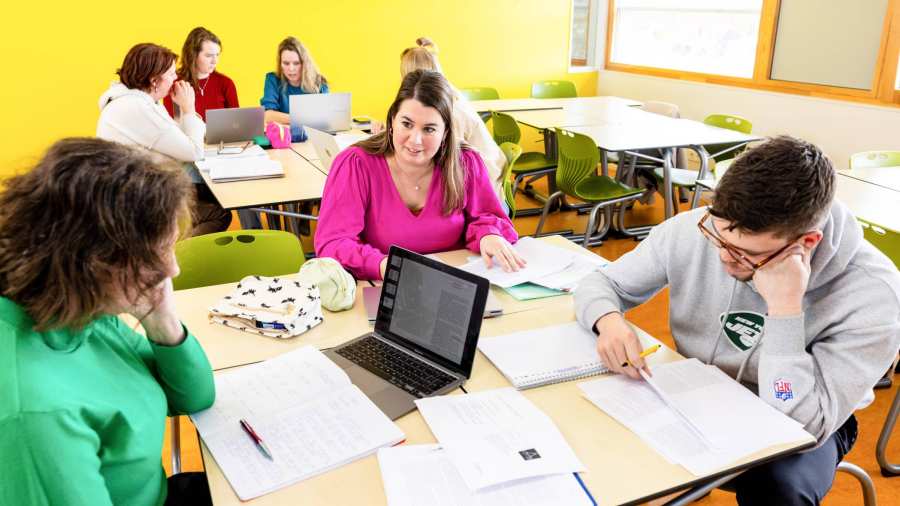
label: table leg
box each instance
[876,384,900,476]
[663,148,675,219]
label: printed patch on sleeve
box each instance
[719,311,765,351]
[774,378,794,401]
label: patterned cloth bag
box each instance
[208,275,324,338]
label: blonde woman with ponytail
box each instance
[260,36,329,141]
[400,37,508,204]
[315,70,523,281]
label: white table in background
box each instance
[836,173,900,231]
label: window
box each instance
[609,0,763,78]
[570,0,597,67]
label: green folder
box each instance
[503,282,567,301]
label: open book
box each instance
[190,346,404,500]
[478,322,610,389]
[579,358,815,476]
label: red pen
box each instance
[239,419,274,460]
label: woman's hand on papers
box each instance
[594,312,648,380]
[480,235,527,273]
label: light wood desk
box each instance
[470,95,642,113]
[838,167,900,193]
[199,147,327,210]
[836,173,900,232]
[180,237,813,505]
[569,118,760,220]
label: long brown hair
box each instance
[275,36,327,93]
[178,26,222,87]
[356,70,468,215]
[0,138,194,330]
[117,43,177,92]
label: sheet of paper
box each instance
[191,346,350,435]
[529,254,608,292]
[199,384,404,500]
[415,388,584,489]
[458,237,576,288]
[378,445,595,506]
[203,144,266,159]
[578,359,813,476]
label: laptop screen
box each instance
[376,247,489,377]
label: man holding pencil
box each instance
[575,136,900,505]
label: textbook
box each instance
[190,346,404,500]
[478,321,610,389]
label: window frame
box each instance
[604,0,900,107]
[571,0,596,67]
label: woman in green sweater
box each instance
[0,138,216,505]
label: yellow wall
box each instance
[1,1,595,176]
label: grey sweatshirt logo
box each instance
[718,311,765,351]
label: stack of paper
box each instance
[578,359,814,476]
[410,388,589,497]
[191,346,404,500]
[378,445,595,506]
[458,237,607,297]
[478,321,609,389]
[196,147,284,182]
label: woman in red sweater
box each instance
[164,26,239,121]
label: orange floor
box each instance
[166,182,900,505]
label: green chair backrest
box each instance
[858,218,900,269]
[499,142,523,218]
[490,111,522,145]
[554,129,599,195]
[531,80,577,99]
[849,151,900,170]
[460,87,500,101]
[702,113,753,162]
[173,230,305,290]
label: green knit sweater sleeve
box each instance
[113,318,216,415]
[0,411,114,506]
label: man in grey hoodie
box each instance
[575,136,900,505]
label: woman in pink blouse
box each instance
[314,70,524,280]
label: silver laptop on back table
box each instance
[205,107,264,144]
[307,127,371,173]
[290,93,352,134]
[326,246,489,420]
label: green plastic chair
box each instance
[460,87,500,101]
[858,219,900,269]
[531,80,577,99]
[173,230,305,290]
[535,129,645,247]
[499,142,523,219]
[490,111,557,214]
[849,151,900,170]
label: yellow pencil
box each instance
[621,344,661,368]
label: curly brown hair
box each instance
[711,135,835,238]
[117,43,177,91]
[0,138,194,330]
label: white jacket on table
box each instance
[97,82,205,162]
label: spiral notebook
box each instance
[478,322,609,389]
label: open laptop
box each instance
[306,127,371,173]
[325,246,489,420]
[289,93,352,134]
[205,107,265,144]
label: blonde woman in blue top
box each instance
[261,36,329,142]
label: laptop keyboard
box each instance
[336,336,457,398]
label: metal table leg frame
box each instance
[877,384,900,476]
[662,471,744,506]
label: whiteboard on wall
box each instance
[770,0,888,90]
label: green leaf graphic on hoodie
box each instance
[718,311,765,351]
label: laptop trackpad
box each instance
[325,350,417,421]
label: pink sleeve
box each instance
[314,148,387,280]
[461,149,519,252]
